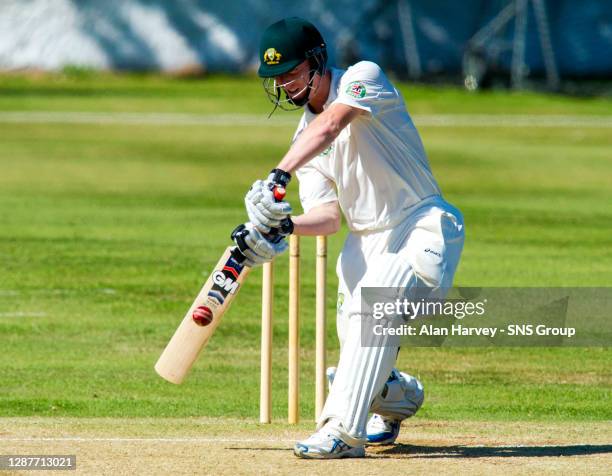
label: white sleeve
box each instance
[292,112,307,144]
[295,162,338,214]
[333,61,388,116]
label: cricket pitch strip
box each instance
[1,418,610,475]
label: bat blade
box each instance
[154,247,250,384]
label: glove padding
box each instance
[245,178,293,234]
[235,222,288,267]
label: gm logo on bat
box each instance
[212,271,239,294]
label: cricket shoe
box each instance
[294,420,365,459]
[366,414,401,445]
[367,370,425,446]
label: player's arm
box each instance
[291,201,341,236]
[276,103,363,174]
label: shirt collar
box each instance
[305,67,343,119]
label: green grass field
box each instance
[0,72,610,427]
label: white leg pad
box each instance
[370,370,424,420]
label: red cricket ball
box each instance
[192,305,213,326]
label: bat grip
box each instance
[230,246,248,264]
[271,184,286,201]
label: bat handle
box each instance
[230,183,290,263]
[230,225,249,263]
[230,245,248,264]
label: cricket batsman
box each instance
[232,17,465,458]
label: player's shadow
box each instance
[376,443,612,459]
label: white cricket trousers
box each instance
[318,195,465,446]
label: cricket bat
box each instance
[155,184,288,385]
[154,245,251,384]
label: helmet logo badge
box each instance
[264,47,282,65]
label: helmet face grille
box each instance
[262,52,327,114]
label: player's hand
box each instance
[245,179,293,234]
[231,222,288,267]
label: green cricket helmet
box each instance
[258,17,327,77]
[258,17,328,112]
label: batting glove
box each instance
[231,222,288,267]
[245,179,293,234]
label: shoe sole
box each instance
[366,437,398,446]
[366,428,400,446]
[294,446,366,459]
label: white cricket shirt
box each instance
[294,61,441,232]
